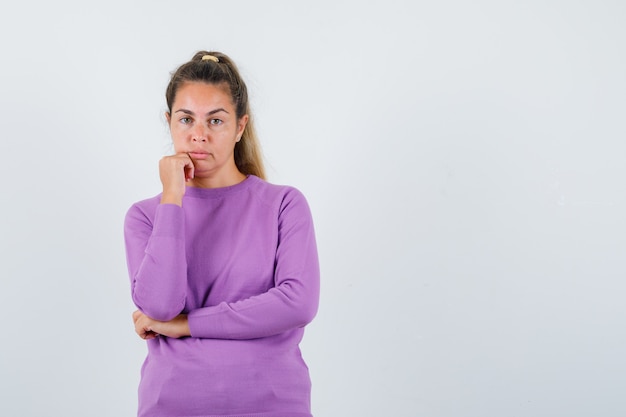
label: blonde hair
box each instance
[165,51,266,179]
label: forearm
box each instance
[188,221,320,340]
[188,283,318,339]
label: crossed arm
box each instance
[124,188,319,341]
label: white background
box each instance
[1,1,625,416]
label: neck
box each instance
[187,170,247,189]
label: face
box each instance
[166,81,248,187]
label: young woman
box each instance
[124,51,320,417]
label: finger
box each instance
[132,310,142,322]
[185,153,195,180]
[144,331,159,340]
[136,325,158,339]
[138,329,159,340]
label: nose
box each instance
[192,125,209,142]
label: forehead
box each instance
[173,81,234,110]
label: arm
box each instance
[123,153,194,321]
[124,203,188,321]
[187,189,320,340]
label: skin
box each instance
[133,81,249,340]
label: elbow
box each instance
[133,293,185,322]
[281,280,319,327]
[289,295,319,328]
[300,300,319,326]
[143,306,184,322]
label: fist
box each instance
[159,153,194,205]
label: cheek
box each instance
[170,128,185,144]
[170,132,187,152]
[172,143,184,153]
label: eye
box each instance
[180,117,192,124]
[209,118,223,126]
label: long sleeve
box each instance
[126,177,317,416]
[124,203,188,321]
[187,188,320,340]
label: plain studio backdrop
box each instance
[1,1,625,416]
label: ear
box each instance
[236,115,249,141]
[165,112,171,124]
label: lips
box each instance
[188,151,209,159]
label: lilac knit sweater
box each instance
[124,175,319,417]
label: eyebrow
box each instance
[174,108,229,116]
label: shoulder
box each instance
[246,177,314,229]
[124,193,162,225]
[247,176,310,209]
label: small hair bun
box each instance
[201,55,219,63]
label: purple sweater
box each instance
[124,175,319,417]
